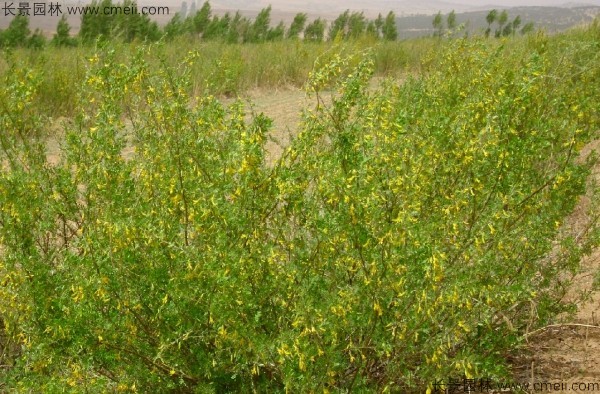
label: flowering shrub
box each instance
[1,25,599,392]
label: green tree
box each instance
[347,11,366,39]
[512,15,522,36]
[304,18,326,42]
[432,11,443,37]
[375,13,384,36]
[521,21,535,35]
[28,28,46,49]
[366,21,378,38]
[2,14,30,48]
[112,0,150,42]
[203,13,231,40]
[447,10,457,31]
[382,11,398,41]
[329,10,350,40]
[486,9,497,27]
[497,10,508,37]
[164,13,185,40]
[142,19,162,41]
[227,11,250,43]
[287,13,307,39]
[182,14,195,34]
[193,1,211,34]
[485,9,497,37]
[79,0,114,42]
[52,15,76,46]
[248,6,271,42]
[267,21,285,41]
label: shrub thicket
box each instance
[0,22,599,392]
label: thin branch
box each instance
[524,323,600,339]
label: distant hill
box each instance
[395,6,600,38]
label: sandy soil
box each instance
[229,87,312,165]
[511,140,600,389]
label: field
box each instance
[1,20,600,393]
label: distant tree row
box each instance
[432,11,458,37]
[79,0,161,42]
[484,9,535,37]
[0,1,399,49]
[166,2,397,43]
[0,14,46,49]
[431,9,535,38]
[164,3,291,43]
[0,0,160,49]
[327,10,398,41]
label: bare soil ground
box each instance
[511,140,600,389]
[229,87,312,165]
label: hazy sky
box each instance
[452,0,600,5]
[141,0,600,6]
[137,0,600,16]
[211,0,600,6]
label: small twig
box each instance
[525,323,600,339]
[530,361,534,388]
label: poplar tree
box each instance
[287,13,307,39]
[382,11,398,40]
[53,15,76,46]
